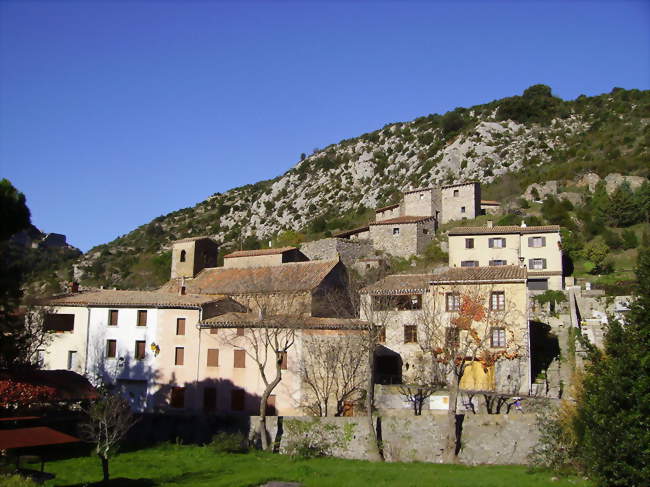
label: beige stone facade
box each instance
[170,237,219,279]
[401,188,442,219]
[223,247,308,268]
[368,217,436,258]
[440,182,481,223]
[447,223,563,290]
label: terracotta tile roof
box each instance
[431,266,527,283]
[173,236,216,243]
[224,247,296,259]
[481,200,501,205]
[333,225,370,238]
[362,274,434,294]
[447,225,561,235]
[0,370,97,402]
[0,427,79,450]
[200,312,367,330]
[176,260,341,295]
[441,181,479,189]
[44,290,228,308]
[375,203,400,212]
[370,215,435,226]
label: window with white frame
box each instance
[446,293,461,311]
[490,292,505,311]
[489,259,507,266]
[529,258,547,270]
[489,237,506,248]
[461,260,479,267]
[490,327,506,347]
[528,236,547,248]
[465,238,474,249]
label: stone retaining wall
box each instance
[251,414,538,465]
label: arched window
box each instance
[180,250,186,262]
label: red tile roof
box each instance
[375,203,400,213]
[370,216,435,226]
[431,266,527,283]
[173,236,216,243]
[0,370,97,402]
[447,225,560,235]
[224,247,297,259]
[173,260,341,295]
[200,312,367,330]
[0,427,79,450]
[361,274,434,294]
[44,290,228,308]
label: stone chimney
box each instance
[521,220,527,228]
[487,220,493,228]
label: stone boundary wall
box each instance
[251,414,539,465]
[300,238,374,265]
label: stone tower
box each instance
[170,237,219,279]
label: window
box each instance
[109,310,118,326]
[176,318,186,335]
[135,340,146,360]
[35,350,45,368]
[491,328,507,348]
[170,387,185,408]
[392,227,400,236]
[372,294,422,311]
[377,326,386,343]
[465,238,474,249]
[137,310,147,327]
[490,292,506,311]
[488,238,506,248]
[453,189,459,197]
[180,250,186,262]
[460,260,479,267]
[106,339,117,358]
[67,351,77,370]
[419,193,424,199]
[423,228,429,235]
[234,350,246,368]
[528,236,547,248]
[446,293,460,311]
[210,327,218,335]
[527,279,549,291]
[404,325,417,343]
[44,313,74,332]
[236,327,245,336]
[489,259,507,266]
[231,389,245,411]
[279,352,288,370]
[529,258,547,270]
[461,206,466,213]
[207,348,219,367]
[175,347,184,366]
[445,328,459,348]
[203,387,217,412]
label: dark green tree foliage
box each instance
[588,181,611,225]
[497,84,567,125]
[634,181,650,223]
[574,247,650,486]
[602,229,623,250]
[440,108,468,137]
[609,181,637,227]
[621,229,639,250]
[541,196,575,230]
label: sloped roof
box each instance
[441,181,479,189]
[431,266,527,283]
[375,203,400,212]
[200,312,367,330]
[362,274,434,294]
[44,290,228,308]
[173,236,216,243]
[333,225,370,238]
[224,247,297,259]
[176,260,341,295]
[369,216,435,226]
[480,200,501,205]
[447,225,560,236]
[0,369,97,402]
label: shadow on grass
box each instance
[60,478,157,487]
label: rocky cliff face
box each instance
[66,86,649,289]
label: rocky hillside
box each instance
[52,85,649,290]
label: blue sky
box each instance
[1,1,648,252]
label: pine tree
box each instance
[590,181,611,226]
[609,181,638,227]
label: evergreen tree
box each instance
[574,247,650,486]
[590,181,611,225]
[609,181,638,227]
[633,181,650,223]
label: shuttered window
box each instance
[210,327,218,335]
[461,260,479,267]
[489,259,507,266]
[528,236,547,248]
[135,340,146,360]
[377,326,386,343]
[109,310,118,326]
[491,328,507,348]
[234,350,246,368]
[207,348,219,367]
[404,325,417,343]
[137,310,147,327]
[175,347,184,366]
[529,258,547,270]
[44,314,75,332]
[176,318,186,335]
[465,238,474,249]
[170,387,185,408]
[488,238,506,248]
[490,292,506,311]
[106,339,117,358]
[203,387,217,412]
[231,389,245,411]
[236,328,245,336]
[446,293,461,311]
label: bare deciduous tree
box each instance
[79,391,138,484]
[299,330,366,417]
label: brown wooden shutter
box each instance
[266,395,277,416]
[234,350,246,368]
[203,387,217,412]
[210,327,218,335]
[176,318,186,335]
[175,347,184,366]
[170,387,185,408]
[231,389,245,411]
[280,352,287,370]
[106,340,116,358]
[109,310,118,326]
[137,310,147,326]
[236,328,244,336]
[135,340,145,359]
[207,348,219,367]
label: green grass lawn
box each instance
[38,443,592,487]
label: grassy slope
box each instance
[42,444,591,487]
